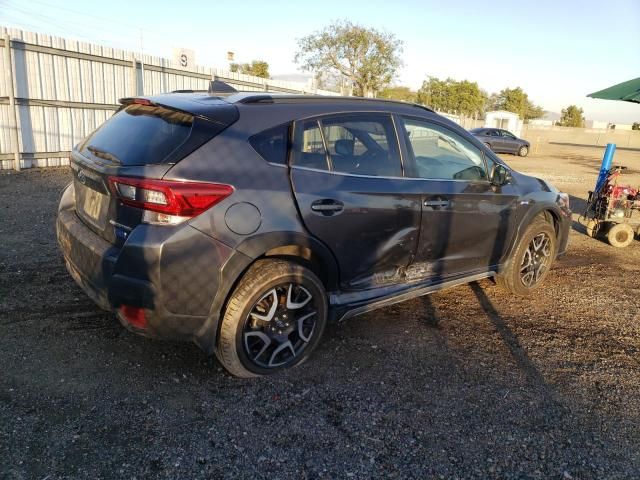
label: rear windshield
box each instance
[79,104,194,165]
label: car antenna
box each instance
[208,80,238,96]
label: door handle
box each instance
[423,200,450,208]
[311,200,344,215]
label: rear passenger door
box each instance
[289,113,420,290]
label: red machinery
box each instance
[583,166,640,247]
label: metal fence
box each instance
[0,26,338,170]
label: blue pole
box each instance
[594,143,616,193]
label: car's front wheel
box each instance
[496,217,557,296]
[216,259,327,378]
[518,145,529,157]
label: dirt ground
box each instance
[1,144,639,479]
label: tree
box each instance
[229,60,270,78]
[378,86,417,103]
[489,87,544,120]
[452,80,488,117]
[416,77,487,117]
[632,122,640,131]
[558,105,585,127]
[295,20,403,97]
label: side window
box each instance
[293,119,329,170]
[402,117,488,181]
[320,114,401,177]
[501,130,516,139]
[249,123,290,164]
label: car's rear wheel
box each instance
[496,217,557,296]
[484,142,492,151]
[216,259,327,378]
[518,145,529,157]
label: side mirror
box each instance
[491,164,512,186]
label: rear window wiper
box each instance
[87,145,122,164]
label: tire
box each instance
[484,142,493,151]
[496,217,557,296]
[586,219,599,238]
[216,259,327,378]
[518,145,529,157]
[606,223,634,248]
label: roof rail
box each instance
[234,93,433,112]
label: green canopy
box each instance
[588,77,640,104]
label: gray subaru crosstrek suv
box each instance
[57,89,570,377]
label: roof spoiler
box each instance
[118,97,155,106]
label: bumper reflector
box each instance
[119,305,147,329]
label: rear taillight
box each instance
[108,176,233,224]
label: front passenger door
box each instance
[400,117,518,280]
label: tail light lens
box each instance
[108,176,233,224]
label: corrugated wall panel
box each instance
[0,105,12,154]
[40,51,56,100]
[92,61,105,103]
[66,57,82,103]
[43,106,60,152]
[0,37,8,97]
[53,55,70,101]
[79,59,94,103]
[70,108,85,147]
[103,63,115,103]
[83,109,97,136]
[58,107,73,151]
[30,106,47,153]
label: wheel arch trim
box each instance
[501,202,563,271]
[193,231,340,354]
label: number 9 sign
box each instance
[173,48,195,69]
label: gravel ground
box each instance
[1,145,640,479]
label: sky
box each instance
[1,0,639,123]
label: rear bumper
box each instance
[56,190,241,350]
